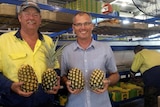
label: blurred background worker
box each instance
[0,1,60,107]
[130,45,160,107]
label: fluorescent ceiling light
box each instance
[122,2,127,7]
[122,20,130,24]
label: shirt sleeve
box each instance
[0,34,13,94]
[105,45,117,73]
[0,39,2,72]
[0,72,13,94]
[131,53,144,72]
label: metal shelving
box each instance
[93,25,160,37]
[0,0,74,33]
[1,0,160,37]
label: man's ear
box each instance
[91,23,95,30]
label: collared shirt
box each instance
[131,49,160,74]
[0,30,59,83]
[61,39,117,107]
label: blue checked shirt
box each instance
[61,39,117,107]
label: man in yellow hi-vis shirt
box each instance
[131,45,160,107]
[0,1,60,107]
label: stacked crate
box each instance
[65,0,83,11]
[96,1,103,14]
[65,0,104,14]
[108,82,144,102]
[108,86,130,101]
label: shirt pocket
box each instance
[9,53,27,60]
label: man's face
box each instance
[18,7,41,30]
[72,14,94,40]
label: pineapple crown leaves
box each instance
[44,37,66,68]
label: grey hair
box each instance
[72,11,92,23]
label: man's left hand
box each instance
[46,76,60,94]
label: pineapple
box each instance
[42,68,58,91]
[89,69,105,90]
[42,38,65,91]
[67,68,85,90]
[18,64,38,92]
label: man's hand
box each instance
[92,78,110,94]
[62,75,82,94]
[130,71,136,79]
[66,80,82,94]
[11,82,33,97]
[46,76,61,94]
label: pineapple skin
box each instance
[89,69,105,90]
[18,64,38,92]
[67,68,85,90]
[42,68,58,91]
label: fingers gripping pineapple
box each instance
[42,38,65,91]
[67,68,85,90]
[18,64,38,92]
[89,69,105,90]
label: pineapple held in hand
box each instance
[42,68,58,91]
[89,69,105,90]
[67,68,85,90]
[42,38,65,91]
[18,64,38,92]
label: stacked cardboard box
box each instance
[48,11,73,23]
[41,10,50,20]
[0,3,16,16]
[0,3,73,23]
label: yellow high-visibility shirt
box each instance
[0,31,59,83]
[131,49,160,74]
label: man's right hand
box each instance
[62,75,82,94]
[11,82,33,97]
[66,80,82,94]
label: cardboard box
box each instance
[41,10,50,20]
[133,23,148,29]
[49,11,73,23]
[0,3,16,16]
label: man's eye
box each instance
[76,23,82,26]
[33,14,39,17]
[84,22,88,26]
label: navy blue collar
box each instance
[15,29,44,41]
